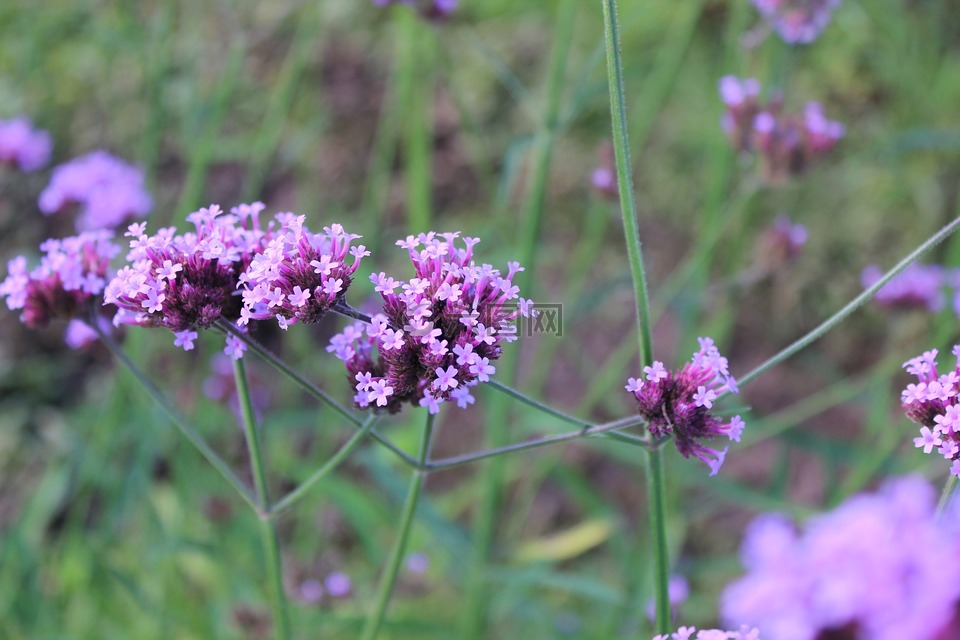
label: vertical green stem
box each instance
[361,412,436,640]
[601,0,668,633]
[233,359,291,640]
[937,475,958,517]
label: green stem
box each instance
[233,359,290,640]
[485,380,590,429]
[602,0,668,633]
[736,215,960,390]
[937,475,958,517]
[94,321,259,512]
[269,416,378,517]
[360,412,436,640]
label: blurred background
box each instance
[2,0,960,637]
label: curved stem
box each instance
[361,412,436,640]
[94,321,259,512]
[269,416,378,518]
[736,215,960,391]
[233,359,290,640]
[485,379,590,428]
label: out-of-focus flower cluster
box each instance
[328,232,533,414]
[719,76,844,183]
[722,475,960,640]
[653,627,760,640]
[104,203,276,353]
[625,338,745,475]
[861,262,960,314]
[752,0,841,45]
[372,0,457,20]
[39,150,152,231]
[900,347,960,477]
[0,231,119,329]
[239,218,367,330]
[756,215,808,269]
[0,116,52,172]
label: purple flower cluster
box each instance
[653,627,760,640]
[721,475,960,640]
[757,215,808,269]
[372,0,457,19]
[0,116,52,172]
[328,232,533,414]
[752,0,841,44]
[104,203,274,351]
[0,231,119,329]
[719,77,844,182]
[39,150,152,231]
[239,219,367,330]
[625,338,744,475]
[861,263,947,313]
[900,347,960,477]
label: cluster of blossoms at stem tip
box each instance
[103,203,277,356]
[39,150,152,231]
[719,76,844,183]
[372,0,457,20]
[721,475,960,640]
[328,232,534,414]
[900,347,960,477]
[0,116,52,172]
[0,231,119,329]
[861,262,960,314]
[238,218,367,330]
[625,338,744,475]
[752,0,841,45]
[653,627,760,640]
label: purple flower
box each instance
[0,231,119,328]
[405,551,429,574]
[752,0,841,45]
[721,475,960,640]
[625,337,744,475]
[758,215,807,267]
[39,150,152,231]
[899,347,960,477]
[374,0,456,19]
[104,203,279,355]
[0,116,52,172]
[239,219,365,329]
[862,263,945,312]
[653,626,761,640]
[297,579,324,604]
[324,572,352,598]
[645,574,690,622]
[329,232,533,414]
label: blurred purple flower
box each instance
[0,116,52,172]
[757,215,807,268]
[373,0,456,19]
[298,579,324,604]
[39,150,152,231]
[722,475,960,640]
[324,572,352,598]
[654,626,761,640]
[645,574,690,622]
[861,263,944,312]
[625,338,744,475]
[405,551,429,574]
[752,0,841,44]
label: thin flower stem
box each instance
[735,215,960,391]
[331,301,374,324]
[485,379,590,428]
[233,359,290,640]
[937,475,958,517]
[602,0,669,633]
[93,321,259,512]
[215,320,419,469]
[269,416,379,518]
[424,415,647,471]
[360,412,436,640]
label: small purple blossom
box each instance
[39,150,152,230]
[625,337,744,475]
[899,347,960,477]
[0,231,119,328]
[645,574,690,623]
[751,0,841,45]
[722,475,960,640]
[862,263,945,312]
[297,579,324,604]
[329,232,531,414]
[323,572,352,598]
[758,215,807,267]
[0,116,52,171]
[405,551,429,574]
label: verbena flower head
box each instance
[104,203,274,350]
[719,76,762,152]
[899,346,960,476]
[0,116,52,172]
[239,218,366,330]
[39,150,152,230]
[625,338,744,475]
[0,231,119,328]
[862,263,944,312]
[721,475,960,640]
[328,232,534,414]
[653,626,761,640]
[752,0,841,44]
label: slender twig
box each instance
[735,215,960,391]
[269,416,379,517]
[233,359,290,640]
[361,412,436,640]
[485,379,590,429]
[331,301,374,324]
[93,321,259,512]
